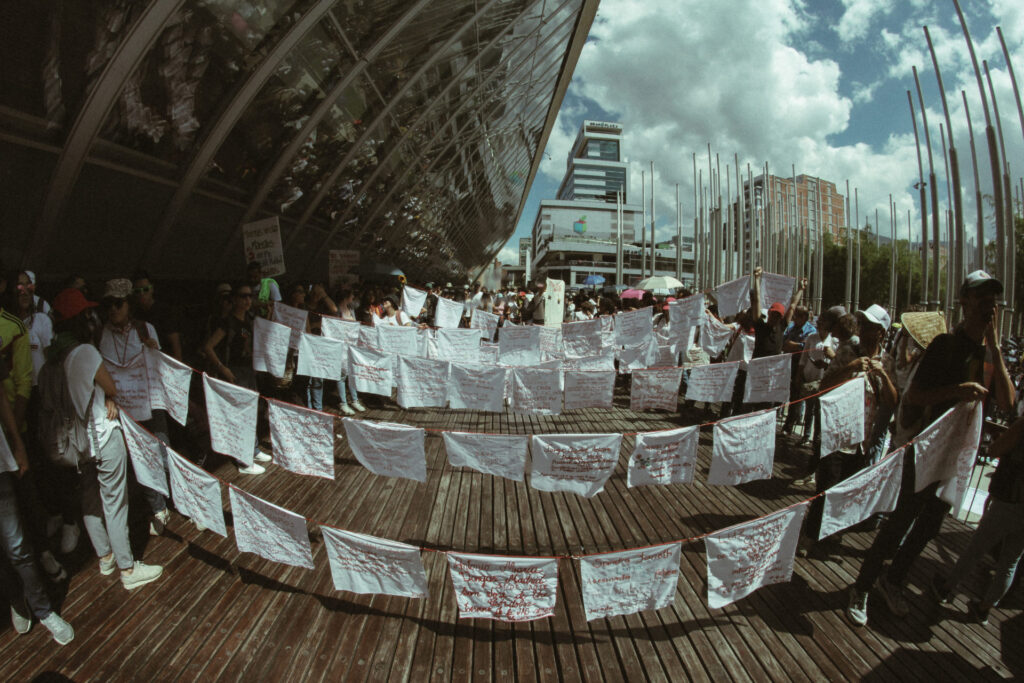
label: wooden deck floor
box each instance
[1,395,1021,681]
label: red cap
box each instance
[53,288,98,321]
[768,302,786,316]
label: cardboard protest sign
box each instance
[119,414,169,496]
[499,325,541,366]
[705,502,808,608]
[243,216,285,277]
[712,276,750,319]
[470,308,499,341]
[700,314,736,357]
[202,374,258,466]
[348,346,393,396]
[820,448,903,539]
[580,543,681,620]
[529,433,622,497]
[443,432,529,481]
[107,356,152,422]
[627,426,699,487]
[168,449,226,536]
[396,356,449,408]
[562,318,602,359]
[252,317,291,378]
[615,308,654,347]
[743,354,791,404]
[145,347,191,425]
[328,249,359,289]
[268,399,334,479]
[543,278,565,328]
[297,333,346,380]
[321,526,428,598]
[630,368,683,412]
[563,370,615,410]
[708,408,776,485]
[434,296,464,329]
[342,418,427,483]
[437,328,482,364]
[819,378,866,454]
[684,361,740,403]
[401,285,427,319]
[229,486,314,569]
[510,367,562,415]
[448,363,506,412]
[914,401,983,511]
[447,553,558,621]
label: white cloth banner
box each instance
[357,325,381,352]
[144,347,191,426]
[656,344,679,367]
[510,368,562,415]
[580,543,681,621]
[914,401,983,510]
[499,326,540,366]
[202,374,257,466]
[820,448,904,539]
[630,368,682,412]
[819,378,866,454]
[562,318,601,359]
[297,333,346,380]
[267,399,334,479]
[119,414,169,496]
[615,308,654,347]
[563,370,615,410]
[107,357,152,422]
[618,338,658,375]
[448,363,506,412]
[470,308,499,341]
[443,432,529,482]
[167,449,226,536]
[434,296,464,329]
[348,346,393,396]
[252,316,291,378]
[396,356,450,408]
[418,328,439,359]
[760,273,796,309]
[437,328,482,364]
[684,361,740,403]
[726,331,755,365]
[599,315,616,350]
[701,314,737,357]
[321,317,362,346]
[713,276,751,319]
[229,486,314,569]
[478,342,499,364]
[342,418,427,483]
[272,301,308,350]
[627,426,699,487]
[668,293,704,332]
[538,326,563,360]
[743,354,792,404]
[708,408,776,485]
[705,502,808,608]
[447,553,558,622]
[401,286,428,319]
[321,526,428,598]
[530,433,622,498]
[562,350,616,372]
[377,325,419,359]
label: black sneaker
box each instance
[929,574,951,604]
[967,600,990,625]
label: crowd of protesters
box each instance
[1,258,1022,645]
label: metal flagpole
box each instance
[984,60,1016,333]
[962,91,984,272]
[736,154,744,275]
[890,195,896,313]
[726,165,733,281]
[650,160,656,278]
[907,90,930,303]
[845,179,853,311]
[675,183,682,280]
[616,190,623,286]
[998,26,1022,330]
[940,122,954,319]
[747,163,755,270]
[913,66,941,311]
[641,170,647,278]
[693,153,699,289]
[854,188,861,312]
[907,208,913,310]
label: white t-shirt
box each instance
[23,311,53,386]
[99,323,160,421]
[799,332,836,383]
[64,344,119,454]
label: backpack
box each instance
[36,344,95,468]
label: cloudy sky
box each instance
[498,0,1024,265]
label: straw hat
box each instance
[900,311,946,348]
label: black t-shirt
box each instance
[753,319,784,358]
[989,437,1024,503]
[138,301,181,342]
[215,314,253,367]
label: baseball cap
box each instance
[826,305,847,318]
[768,302,786,316]
[102,278,133,300]
[53,288,98,321]
[959,270,1003,296]
[857,304,891,331]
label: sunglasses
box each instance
[133,285,153,294]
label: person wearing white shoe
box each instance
[237,462,265,475]
[334,289,364,416]
[350,400,366,413]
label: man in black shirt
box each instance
[846,270,1014,626]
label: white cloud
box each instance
[497,246,519,265]
[836,0,894,43]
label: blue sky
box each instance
[499,0,1024,264]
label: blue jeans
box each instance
[0,472,53,620]
[945,498,1024,607]
[306,378,324,411]
[338,372,359,404]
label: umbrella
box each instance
[620,288,645,300]
[583,274,605,286]
[636,275,684,291]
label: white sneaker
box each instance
[99,554,117,575]
[121,561,164,590]
[149,508,170,536]
[10,603,31,634]
[40,612,74,645]
[40,551,67,582]
[340,403,356,416]
[253,448,272,463]
[59,523,80,554]
[846,587,869,626]
[238,462,266,475]
[351,400,366,412]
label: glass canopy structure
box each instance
[0,0,597,284]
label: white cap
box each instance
[857,304,891,331]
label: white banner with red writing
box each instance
[563,370,615,410]
[615,307,654,348]
[617,337,658,375]
[437,328,482,364]
[820,448,903,539]
[819,378,866,454]
[708,408,776,485]
[685,361,740,403]
[401,286,427,320]
[580,542,681,621]
[700,313,736,357]
[252,317,291,378]
[320,317,361,346]
[447,552,559,621]
[742,354,791,404]
[342,418,427,483]
[499,325,541,366]
[448,363,506,412]
[107,356,152,422]
[561,318,602,359]
[470,308,499,342]
[267,399,334,479]
[914,400,983,511]
[297,332,346,381]
[347,346,393,396]
[377,325,419,359]
[529,433,622,498]
[272,301,308,350]
[144,348,191,425]
[202,374,258,466]
[510,368,562,415]
[120,414,169,496]
[167,449,226,536]
[396,356,450,408]
[321,526,429,598]
[712,276,751,319]
[442,432,529,482]
[229,486,314,569]
[433,296,464,329]
[627,426,699,487]
[630,368,683,412]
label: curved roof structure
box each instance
[0,0,597,283]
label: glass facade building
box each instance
[0,0,597,283]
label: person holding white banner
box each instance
[847,271,1014,627]
[332,288,365,415]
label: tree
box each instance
[819,226,926,316]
